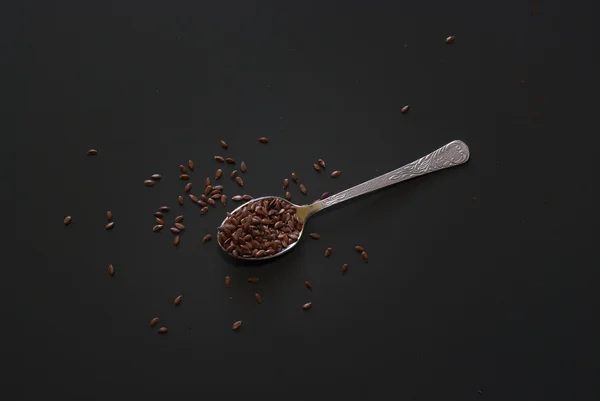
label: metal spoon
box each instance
[218,140,470,260]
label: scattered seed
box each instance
[144,180,155,186]
[156,217,164,225]
[220,194,227,205]
[197,200,207,207]
[189,194,198,203]
[174,295,182,305]
[180,165,187,174]
[106,211,113,221]
[149,317,159,327]
[445,35,455,44]
[215,169,223,180]
[240,161,247,173]
[170,227,180,234]
[258,137,269,143]
[188,160,195,171]
[300,184,307,194]
[302,302,312,310]
[285,191,292,201]
[157,327,168,334]
[318,159,326,168]
[151,174,162,180]
[175,223,185,230]
[320,192,329,200]
[325,247,332,257]
[200,206,208,215]
[230,170,237,179]
[330,171,341,178]
[203,234,212,243]
[154,212,164,218]
[215,156,225,163]
[242,195,252,201]
[247,277,259,283]
[179,174,190,180]
[185,183,192,192]
[232,320,242,330]
[159,206,170,212]
[341,263,349,273]
[87,149,98,155]
[175,215,184,223]
[64,216,72,225]
[173,235,180,245]
[232,195,243,201]
[355,245,365,253]
[105,222,115,229]
[305,281,312,290]
[204,185,213,195]
[401,105,410,113]
[224,276,231,288]
[313,163,321,171]
[291,172,298,182]
[255,293,262,303]
[225,158,235,164]
[236,177,244,187]
[283,178,289,189]
[207,198,216,207]
[153,225,163,232]
[220,140,228,149]
[108,264,115,276]
[361,251,368,262]
[178,196,184,205]
[309,233,320,239]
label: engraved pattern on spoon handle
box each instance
[315,140,470,210]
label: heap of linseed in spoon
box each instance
[218,197,303,258]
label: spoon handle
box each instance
[312,140,470,212]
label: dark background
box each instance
[8,0,599,400]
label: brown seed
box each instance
[242,195,252,201]
[258,137,269,143]
[178,196,184,205]
[185,183,192,192]
[255,293,262,303]
[207,198,216,207]
[355,245,365,253]
[247,277,259,283]
[220,194,227,205]
[305,281,312,290]
[105,222,115,229]
[174,295,182,305]
[320,192,329,200]
[175,215,184,223]
[157,327,168,334]
[151,174,162,180]
[341,263,349,273]
[87,149,98,155]
[173,235,180,245]
[225,276,231,288]
[200,206,208,215]
[106,211,113,221]
[154,212,164,218]
[220,140,228,149]
[240,161,247,173]
[291,172,298,182]
[156,217,164,225]
[285,191,292,201]
[63,216,72,225]
[309,233,320,239]
[283,178,289,189]
[214,156,225,163]
[299,184,307,194]
[225,157,235,164]
[175,223,185,230]
[325,247,332,257]
[361,251,368,262]
[189,194,198,203]
[159,206,170,212]
[232,320,242,330]
[230,170,237,179]
[232,195,243,201]
[197,200,207,207]
[302,302,312,310]
[215,169,223,180]
[318,159,326,168]
[203,234,212,243]
[204,178,211,188]
[204,185,213,195]
[313,163,321,171]
[144,180,155,186]
[213,185,224,191]
[445,35,455,44]
[188,160,195,171]
[108,264,115,276]
[179,174,190,180]
[149,317,159,327]
[401,105,410,113]
[170,227,180,234]
[180,165,187,174]
[153,225,163,232]
[236,176,244,187]
[330,171,341,178]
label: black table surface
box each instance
[9,0,598,400]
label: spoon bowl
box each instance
[217,140,470,261]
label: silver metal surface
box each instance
[218,140,470,261]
